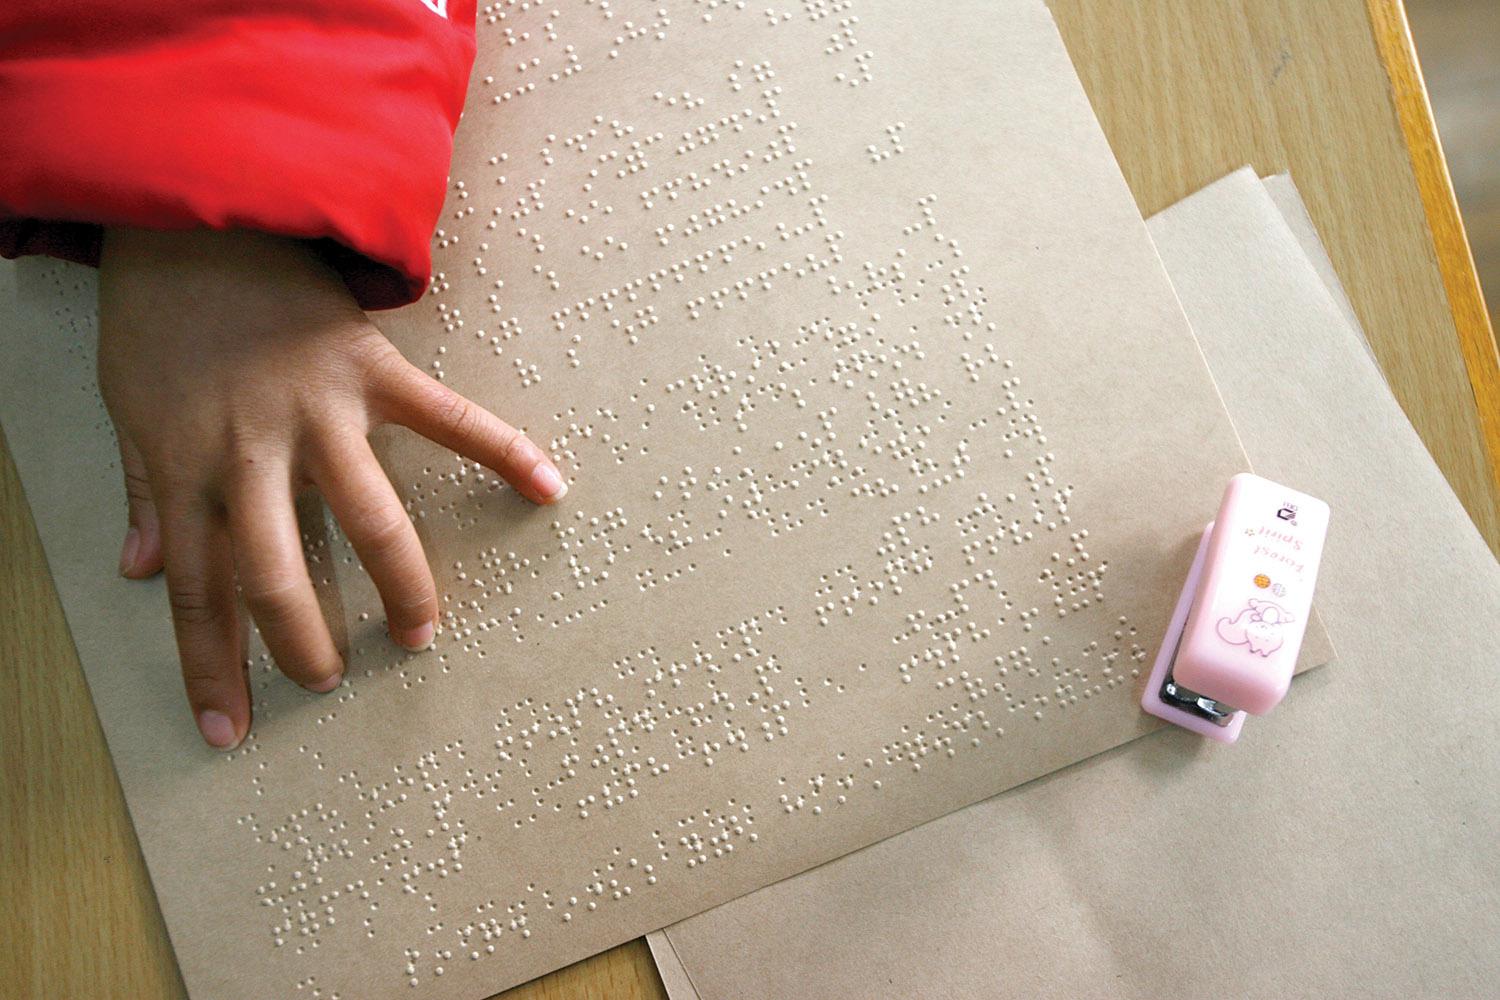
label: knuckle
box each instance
[434,390,479,441]
[222,431,284,487]
[147,465,204,510]
[123,468,155,506]
[241,575,304,624]
[179,657,230,693]
[358,333,414,394]
[281,649,341,684]
[498,429,535,470]
[355,505,415,557]
[349,325,402,368]
[168,584,224,628]
[389,585,436,620]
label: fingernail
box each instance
[308,671,343,694]
[197,710,238,749]
[531,463,567,501]
[119,527,140,576]
[398,621,435,651]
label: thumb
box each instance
[116,429,164,578]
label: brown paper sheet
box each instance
[648,169,1500,1000]
[0,7,1326,996]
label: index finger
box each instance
[369,354,567,504]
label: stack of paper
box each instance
[648,171,1500,999]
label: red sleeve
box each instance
[0,0,476,310]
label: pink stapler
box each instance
[1142,472,1329,743]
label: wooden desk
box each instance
[3,2,1495,997]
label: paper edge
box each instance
[645,930,701,1000]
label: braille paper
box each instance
[0,9,1327,1000]
[647,170,1500,1000]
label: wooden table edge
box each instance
[1369,0,1500,497]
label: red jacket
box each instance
[0,0,476,310]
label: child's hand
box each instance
[97,227,567,750]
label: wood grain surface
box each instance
[1367,0,1500,540]
[1049,0,1500,547]
[3,2,1495,997]
[1406,0,1500,334]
